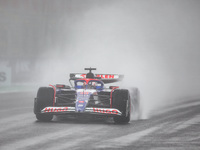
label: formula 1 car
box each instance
[34,68,131,124]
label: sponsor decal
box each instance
[74,74,119,79]
[78,104,84,107]
[79,92,90,95]
[93,108,119,115]
[42,107,121,115]
[56,84,65,88]
[44,107,68,112]
[96,74,115,79]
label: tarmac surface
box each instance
[0,91,200,150]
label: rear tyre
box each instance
[34,87,54,122]
[112,89,131,124]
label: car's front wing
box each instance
[41,107,122,116]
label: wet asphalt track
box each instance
[0,92,200,150]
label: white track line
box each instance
[47,136,92,150]
[0,113,32,125]
[0,107,32,113]
[169,114,200,133]
[153,101,200,116]
[0,114,34,133]
[0,89,34,94]
[95,126,160,148]
[0,125,103,150]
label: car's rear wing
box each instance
[70,73,124,83]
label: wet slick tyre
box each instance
[36,113,53,122]
[34,87,54,122]
[112,89,130,124]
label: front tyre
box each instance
[34,87,54,122]
[36,114,53,122]
[112,89,131,124]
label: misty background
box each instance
[0,0,200,117]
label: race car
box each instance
[34,68,131,124]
